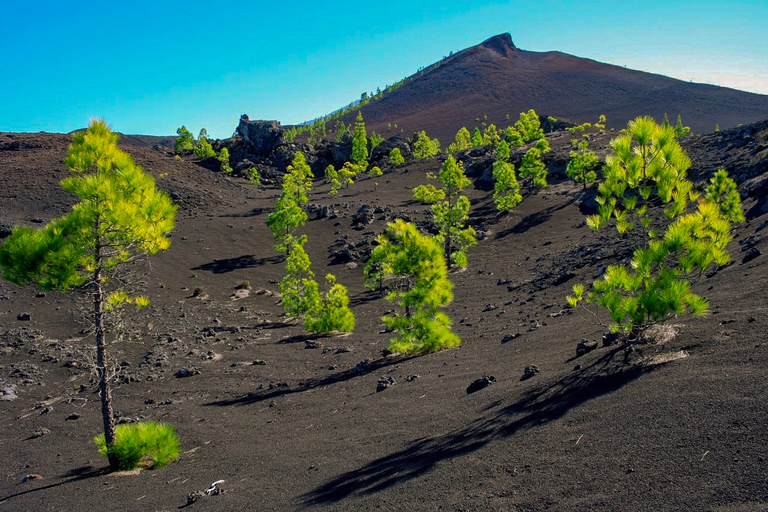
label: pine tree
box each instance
[495,139,510,160]
[279,235,320,319]
[0,120,177,470]
[448,127,472,153]
[389,147,405,167]
[335,121,349,142]
[305,274,355,334]
[266,152,313,254]
[351,111,368,165]
[470,127,484,147]
[369,131,384,159]
[515,109,544,142]
[674,114,691,139]
[365,219,459,354]
[369,166,383,189]
[175,125,194,152]
[568,117,743,336]
[518,146,548,188]
[194,128,216,158]
[422,155,477,268]
[492,160,522,212]
[325,164,342,195]
[413,131,440,159]
[504,125,524,146]
[218,147,232,173]
[483,124,501,146]
[566,139,599,189]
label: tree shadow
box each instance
[349,289,382,307]
[0,465,107,506]
[301,348,662,505]
[191,254,283,274]
[204,355,416,407]
[219,207,271,218]
[494,193,581,238]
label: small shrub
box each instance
[192,286,204,297]
[94,421,180,470]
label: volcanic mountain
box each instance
[332,33,768,141]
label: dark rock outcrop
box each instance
[236,115,286,156]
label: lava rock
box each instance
[602,331,621,347]
[376,376,395,392]
[236,116,286,156]
[175,367,201,378]
[742,247,761,264]
[1,385,18,401]
[576,338,599,357]
[65,413,81,421]
[501,333,520,344]
[17,313,31,321]
[466,375,496,394]
[521,365,540,381]
[31,427,50,438]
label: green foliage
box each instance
[369,131,384,158]
[595,114,607,134]
[218,147,232,173]
[388,147,405,167]
[335,121,349,142]
[305,274,355,334]
[95,421,180,470]
[495,139,510,160]
[515,109,544,142]
[413,183,445,204]
[448,127,472,153]
[674,114,691,139]
[413,131,440,159]
[247,167,261,185]
[492,160,522,212]
[369,166,383,189]
[266,152,312,253]
[428,155,477,268]
[174,126,194,152]
[518,146,548,188]
[504,126,525,147]
[706,169,745,223]
[285,127,298,142]
[470,127,484,147]
[0,119,177,470]
[351,112,368,165]
[566,139,599,189]
[339,161,364,189]
[366,219,459,354]
[483,124,501,146]
[569,117,743,335]
[193,128,216,158]
[279,234,320,318]
[325,164,342,195]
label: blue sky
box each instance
[2,0,766,138]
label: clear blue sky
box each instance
[2,0,766,138]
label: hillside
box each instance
[1,119,767,510]
[325,33,768,142]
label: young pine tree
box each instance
[351,111,368,165]
[389,147,405,167]
[365,219,459,354]
[305,274,355,334]
[368,131,384,159]
[175,125,194,152]
[483,124,501,146]
[495,139,510,160]
[279,235,320,319]
[470,127,484,147]
[218,147,232,173]
[492,160,522,212]
[266,152,313,254]
[448,127,472,153]
[0,120,177,470]
[515,109,544,142]
[566,139,599,189]
[568,117,743,336]
[413,131,440,159]
[194,128,216,158]
[518,145,549,188]
[430,156,477,268]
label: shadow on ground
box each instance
[191,254,283,274]
[301,348,661,505]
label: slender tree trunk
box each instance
[94,227,118,471]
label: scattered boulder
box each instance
[742,247,761,264]
[22,474,43,483]
[175,367,201,378]
[31,427,50,438]
[466,375,496,394]
[65,413,81,421]
[376,376,395,392]
[576,338,599,357]
[501,333,520,344]
[17,313,31,321]
[305,340,322,349]
[236,116,286,156]
[602,331,620,347]
[1,385,18,401]
[521,365,540,381]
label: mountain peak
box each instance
[479,33,517,57]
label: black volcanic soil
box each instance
[1,124,768,511]
[328,33,768,143]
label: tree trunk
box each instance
[94,231,118,471]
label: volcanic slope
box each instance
[328,33,768,142]
[1,121,768,510]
